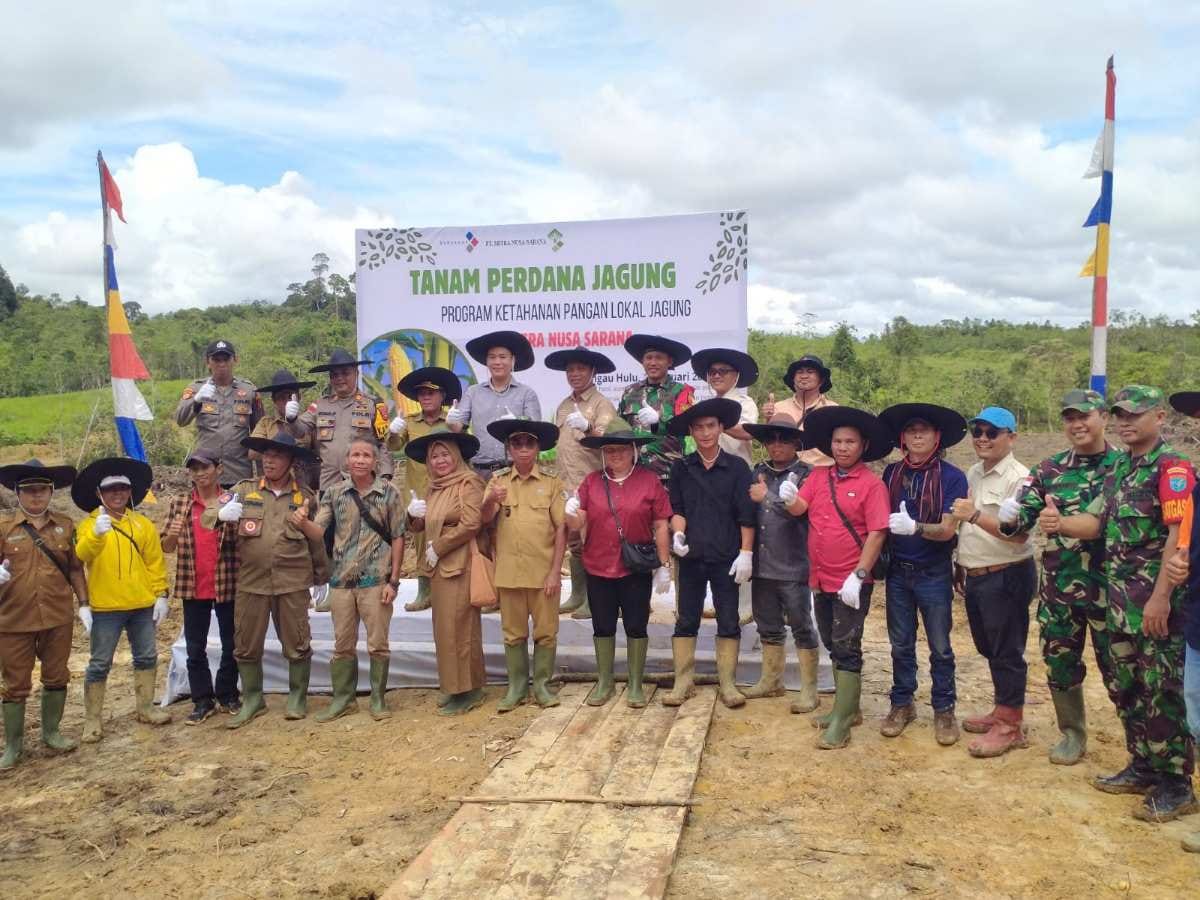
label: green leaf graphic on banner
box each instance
[695,211,748,294]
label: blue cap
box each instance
[969,406,1017,432]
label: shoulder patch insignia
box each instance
[307,402,319,413]
[182,388,195,400]
[245,491,262,501]
[218,491,234,504]
[236,389,247,398]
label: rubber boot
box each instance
[963,706,998,734]
[1183,831,1200,853]
[1048,685,1087,765]
[715,637,746,708]
[284,658,311,720]
[134,668,171,725]
[587,637,616,706]
[968,705,1029,758]
[532,642,561,708]
[791,647,820,714]
[369,657,391,720]
[817,670,862,749]
[497,643,530,712]
[81,681,106,742]
[560,555,588,615]
[438,688,484,716]
[662,637,697,707]
[316,657,359,723]
[1,701,24,769]
[228,662,267,729]
[741,642,786,699]
[405,576,432,612]
[40,687,76,752]
[625,637,649,708]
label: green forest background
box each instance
[2,255,1198,467]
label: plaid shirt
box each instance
[164,491,238,602]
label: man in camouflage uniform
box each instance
[998,389,1120,765]
[175,339,263,487]
[1048,385,1197,822]
[617,334,695,484]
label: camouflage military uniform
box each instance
[617,379,694,482]
[1086,434,1195,776]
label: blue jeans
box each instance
[86,606,158,683]
[1186,642,1200,740]
[675,558,741,639]
[885,564,956,711]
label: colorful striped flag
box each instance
[1080,56,1114,397]
[98,151,154,470]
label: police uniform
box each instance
[299,390,398,490]
[176,376,263,485]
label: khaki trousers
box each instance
[498,587,560,648]
[234,589,312,663]
[430,571,485,694]
[0,623,73,701]
[331,585,394,660]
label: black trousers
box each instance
[963,558,1037,708]
[586,572,651,639]
[183,599,239,704]
[675,557,740,639]
[813,584,873,673]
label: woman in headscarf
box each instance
[404,426,487,715]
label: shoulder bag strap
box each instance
[18,522,73,586]
[348,489,392,544]
[827,467,864,551]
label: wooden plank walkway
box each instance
[384,683,717,900]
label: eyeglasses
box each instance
[971,425,1008,440]
[707,367,737,378]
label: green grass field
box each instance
[0,380,189,446]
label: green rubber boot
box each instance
[81,682,106,743]
[662,637,696,707]
[133,667,171,725]
[497,643,530,712]
[405,575,432,612]
[532,642,561,708]
[40,687,76,752]
[438,688,484,716]
[284,658,311,720]
[587,637,616,706]
[714,636,746,709]
[316,657,359,723]
[227,662,267,729]
[560,554,587,614]
[741,642,786,699]
[817,670,862,750]
[1,701,25,770]
[1048,685,1088,766]
[625,637,648,708]
[369,657,391,720]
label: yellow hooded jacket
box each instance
[75,509,168,611]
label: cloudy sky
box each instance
[2,0,1197,332]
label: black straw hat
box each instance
[690,348,759,387]
[487,418,560,451]
[255,368,317,394]
[0,459,76,491]
[878,403,968,449]
[465,331,535,371]
[309,348,372,373]
[1169,392,1200,417]
[784,355,832,394]
[403,426,481,464]
[743,414,806,446]
[667,397,742,437]
[240,432,318,463]
[398,366,463,403]
[624,334,692,369]
[579,421,654,449]
[72,458,153,512]
[544,347,616,374]
[802,407,893,463]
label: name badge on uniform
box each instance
[201,402,218,414]
[351,417,371,429]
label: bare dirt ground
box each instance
[1,433,1197,898]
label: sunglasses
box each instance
[707,367,737,378]
[971,425,1008,440]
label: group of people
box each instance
[0,331,1197,851]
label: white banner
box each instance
[354,211,748,414]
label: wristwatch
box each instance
[389,579,400,589]
[854,568,868,580]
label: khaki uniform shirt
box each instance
[251,412,316,484]
[175,377,263,483]
[204,478,328,594]
[957,453,1035,568]
[391,411,448,499]
[0,510,80,632]
[553,385,617,491]
[297,391,401,491]
[775,393,837,468]
[716,388,758,466]
[491,465,567,589]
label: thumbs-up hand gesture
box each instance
[749,473,768,503]
[635,405,659,428]
[564,492,581,517]
[288,506,308,528]
[1165,545,1189,587]
[564,403,589,432]
[93,511,113,535]
[778,476,799,506]
[445,398,465,426]
[406,490,427,519]
[889,501,918,535]
[168,514,185,538]
[195,379,216,403]
[950,497,975,522]
[499,404,517,421]
[1038,495,1062,535]
[489,480,509,505]
[388,412,406,434]
[0,559,11,586]
[217,498,244,522]
[763,392,777,420]
[285,393,300,421]
[998,496,1022,525]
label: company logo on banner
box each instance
[354,211,749,416]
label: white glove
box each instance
[499,405,517,421]
[839,571,863,609]
[998,496,1022,525]
[445,399,466,426]
[0,559,11,585]
[93,512,113,535]
[778,478,798,505]
[388,414,406,435]
[635,405,660,428]
[217,499,244,522]
[425,541,439,568]
[889,501,918,536]
[672,531,689,558]
[310,583,329,609]
[78,606,93,634]
[285,394,300,421]
[406,491,427,519]
[653,566,672,594]
[564,406,589,431]
[564,494,581,517]
[152,595,169,624]
[195,380,217,403]
[729,550,754,585]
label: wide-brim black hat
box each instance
[255,368,317,394]
[624,334,692,369]
[878,403,968,449]
[743,414,805,446]
[0,459,76,491]
[487,418,560,451]
[785,355,832,394]
[72,458,153,512]
[579,421,655,449]
[309,348,372,373]
[802,407,893,463]
[544,347,616,374]
[398,366,463,403]
[1169,392,1200,417]
[667,397,742,437]
[465,331,535,371]
[240,432,318,464]
[404,427,481,464]
[690,348,759,387]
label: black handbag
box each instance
[601,476,660,574]
[826,468,890,580]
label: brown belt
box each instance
[963,560,1025,578]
